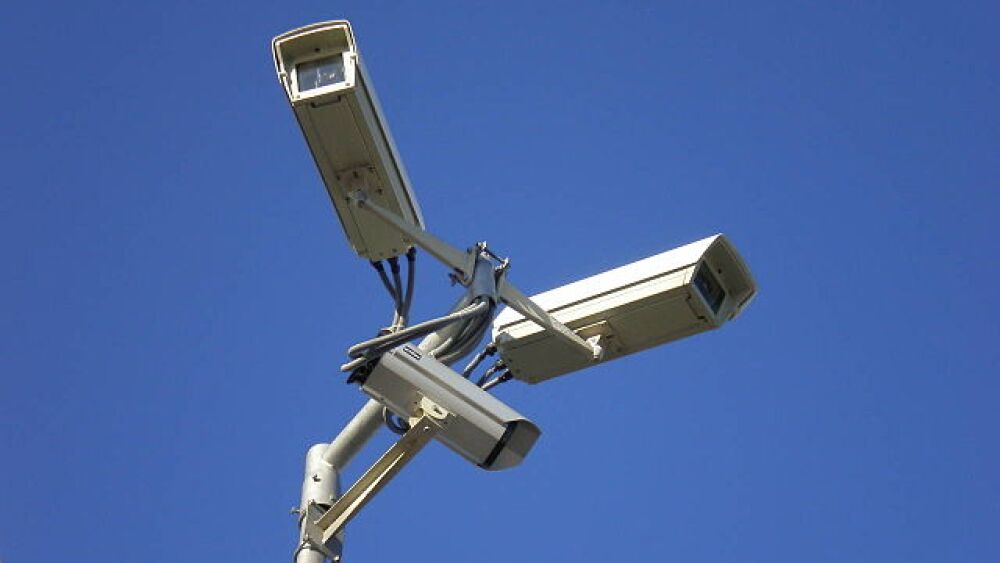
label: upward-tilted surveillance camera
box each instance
[273,21,424,260]
[492,234,757,383]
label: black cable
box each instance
[387,257,404,311]
[481,369,513,391]
[475,360,506,387]
[366,251,423,436]
[370,261,401,308]
[382,406,411,435]
[461,343,497,379]
[400,248,417,325]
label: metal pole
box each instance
[322,399,385,470]
[296,444,341,563]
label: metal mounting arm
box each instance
[348,192,601,361]
[303,399,452,560]
[495,276,603,360]
[349,191,475,282]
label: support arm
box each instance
[303,400,451,559]
[349,191,475,282]
[496,277,601,361]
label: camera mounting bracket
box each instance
[347,191,602,361]
[303,398,452,559]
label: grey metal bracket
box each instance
[302,400,452,558]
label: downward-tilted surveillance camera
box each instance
[361,344,540,470]
[492,235,757,383]
[273,21,423,260]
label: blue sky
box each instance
[2,2,997,562]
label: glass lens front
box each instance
[297,55,345,92]
[694,266,726,314]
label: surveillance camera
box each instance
[491,234,757,383]
[272,20,424,260]
[359,345,541,470]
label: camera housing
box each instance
[272,20,424,260]
[491,234,757,383]
[360,345,541,470]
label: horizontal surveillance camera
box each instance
[360,345,541,470]
[272,21,424,260]
[491,234,757,383]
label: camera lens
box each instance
[694,265,725,314]
[297,55,346,92]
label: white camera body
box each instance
[360,345,541,471]
[272,21,424,260]
[491,234,757,383]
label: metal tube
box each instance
[303,444,340,508]
[467,255,497,302]
[297,444,341,563]
[295,536,328,563]
[322,399,385,470]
